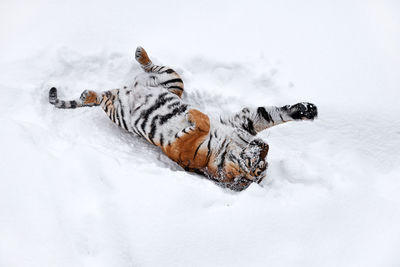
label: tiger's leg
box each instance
[97,89,131,132]
[49,87,131,131]
[135,46,185,98]
[230,102,318,135]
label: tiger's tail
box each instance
[49,87,100,109]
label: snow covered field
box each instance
[1,0,400,266]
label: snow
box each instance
[1,0,400,266]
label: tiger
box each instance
[49,47,318,191]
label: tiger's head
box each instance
[215,138,269,191]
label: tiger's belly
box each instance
[121,86,215,174]
[155,109,211,171]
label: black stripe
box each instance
[159,105,187,125]
[247,119,255,134]
[60,101,66,108]
[160,78,183,86]
[118,99,129,131]
[279,114,285,122]
[148,136,157,145]
[114,92,121,125]
[217,139,227,156]
[133,104,143,112]
[133,125,144,138]
[217,140,231,173]
[70,101,77,108]
[257,107,274,123]
[193,140,206,160]
[148,115,161,144]
[167,101,181,109]
[140,95,176,133]
[105,98,112,108]
[165,69,174,74]
[242,119,257,135]
[130,127,140,136]
[237,133,250,144]
[206,134,213,161]
[159,134,164,146]
[133,92,167,129]
[121,111,129,130]
[218,149,228,172]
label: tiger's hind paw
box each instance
[135,46,152,69]
[287,102,318,121]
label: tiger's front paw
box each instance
[287,102,318,120]
[80,90,99,106]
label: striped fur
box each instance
[49,47,318,191]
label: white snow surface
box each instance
[1,0,400,266]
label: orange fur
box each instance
[170,89,183,98]
[83,91,99,105]
[137,48,151,66]
[162,109,210,170]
